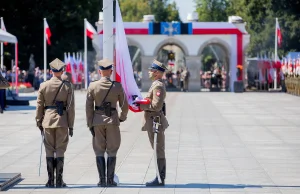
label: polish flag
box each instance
[78,52,84,73]
[65,53,71,73]
[115,0,143,113]
[85,20,97,39]
[288,58,293,74]
[1,18,8,45]
[69,55,77,84]
[45,20,51,45]
[276,20,282,47]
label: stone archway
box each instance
[155,43,186,90]
[153,38,189,57]
[198,38,231,91]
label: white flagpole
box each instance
[274,17,278,89]
[103,0,114,81]
[43,18,47,82]
[84,19,88,89]
[1,17,3,69]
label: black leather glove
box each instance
[38,126,44,135]
[90,127,95,137]
[119,119,124,122]
[69,128,73,137]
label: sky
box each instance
[170,0,196,22]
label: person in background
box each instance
[0,68,10,114]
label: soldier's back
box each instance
[40,77,72,128]
[87,77,123,126]
[89,77,123,108]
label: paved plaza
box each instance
[0,91,300,194]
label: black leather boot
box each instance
[45,157,54,187]
[107,157,117,187]
[96,156,106,187]
[56,157,67,188]
[146,158,166,186]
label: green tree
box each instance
[165,2,181,22]
[120,0,181,22]
[227,0,300,57]
[119,0,150,22]
[1,0,100,69]
[194,0,230,22]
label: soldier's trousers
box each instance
[147,128,165,159]
[44,128,69,157]
[93,125,121,157]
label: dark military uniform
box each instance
[140,60,169,186]
[86,58,129,187]
[35,58,75,188]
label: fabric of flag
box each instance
[65,53,71,73]
[79,53,84,73]
[45,20,51,45]
[85,20,97,39]
[276,20,282,47]
[69,56,77,84]
[115,0,143,113]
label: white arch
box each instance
[197,37,231,56]
[126,37,145,56]
[153,37,189,56]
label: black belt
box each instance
[145,110,163,113]
[95,106,116,111]
[45,106,67,110]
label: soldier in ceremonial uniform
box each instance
[135,59,169,186]
[35,58,75,188]
[86,58,128,187]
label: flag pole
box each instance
[103,0,114,81]
[84,19,88,89]
[43,18,47,82]
[0,17,3,69]
[274,17,278,89]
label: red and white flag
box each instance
[78,52,84,73]
[1,18,8,45]
[85,20,97,39]
[65,53,71,73]
[276,19,282,47]
[115,0,142,112]
[45,20,51,45]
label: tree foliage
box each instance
[195,0,300,57]
[120,0,181,22]
[194,0,230,22]
[0,0,100,69]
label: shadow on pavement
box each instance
[6,106,36,111]
[8,183,300,190]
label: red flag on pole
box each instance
[45,20,51,45]
[85,20,97,39]
[276,20,282,47]
[115,0,143,113]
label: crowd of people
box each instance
[164,67,190,92]
[200,65,228,91]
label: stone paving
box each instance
[0,91,300,194]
